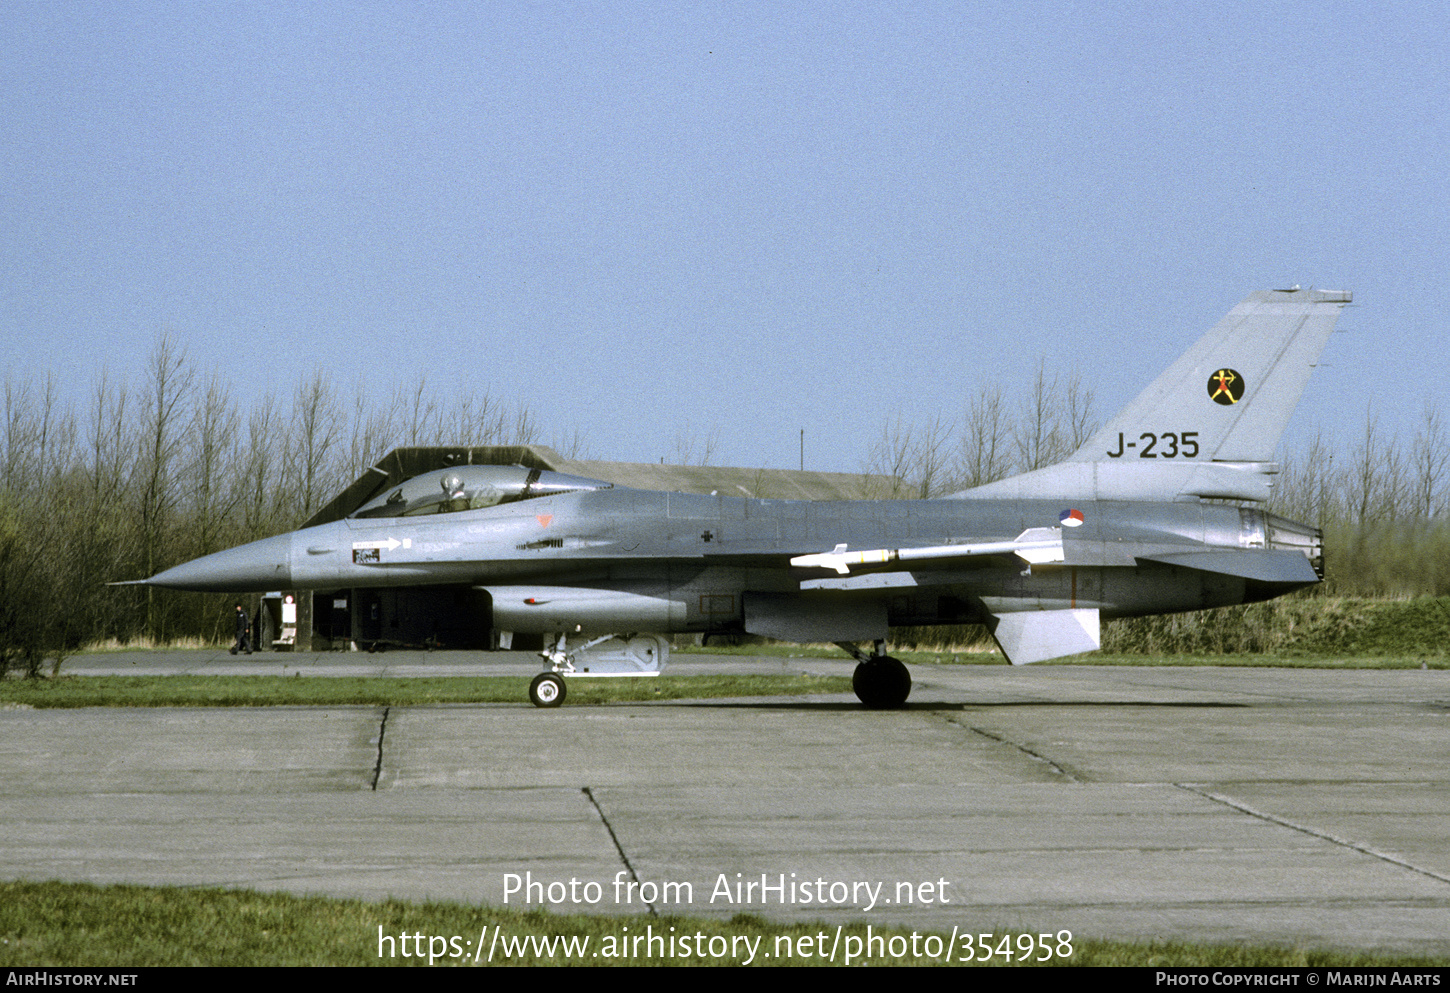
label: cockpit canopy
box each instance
[351,465,612,519]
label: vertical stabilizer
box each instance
[1069,287,1350,465]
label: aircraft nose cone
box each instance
[143,533,294,592]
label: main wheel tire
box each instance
[529,672,567,708]
[852,656,911,709]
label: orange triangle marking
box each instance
[536,514,553,528]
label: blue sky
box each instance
[3,1,1445,473]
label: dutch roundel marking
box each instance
[1207,368,1245,405]
[1059,509,1084,527]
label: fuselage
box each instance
[144,484,1320,634]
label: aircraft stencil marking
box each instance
[351,538,412,552]
[351,537,412,564]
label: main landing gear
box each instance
[838,641,911,709]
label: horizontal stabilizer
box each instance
[987,608,1101,665]
[1137,549,1320,584]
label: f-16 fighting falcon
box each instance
[129,288,1351,708]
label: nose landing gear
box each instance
[528,672,566,708]
[527,633,669,708]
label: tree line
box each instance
[0,334,543,673]
[1,338,1444,673]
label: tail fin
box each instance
[954,287,1351,503]
[1070,287,1351,464]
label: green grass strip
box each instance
[0,674,853,709]
[0,881,1441,967]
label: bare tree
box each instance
[187,375,241,556]
[1410,401,1448,519]
[1062,370,1098,451]
[0,374,85,671]
[1015,359,1070,471]
[403,375,439,446]
[670,422,721,466]
[288,372,342,520]
[1305,428,1341,526]
[447,388,500,447]
[551,425,593,460]
[1272,426,1340,525]
[3,380,40,498]
[912,412,953,498]
[34,374,74,479]
[88,371,132,509]
[79,371,137,642]
[509,401,540,447]
[183,378,242,642]
[863,416,915,498]
[240,393,281,540]
[1345,406,1404,527]
[136,332,195,637]
[859,412,955,498]
[347,382,402,478]
[958,384,1013,487]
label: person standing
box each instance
[231,603,253,655]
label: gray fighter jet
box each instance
[134,288,1351,708]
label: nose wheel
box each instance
[529,672,567,708]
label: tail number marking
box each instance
[1106,431,1199,459]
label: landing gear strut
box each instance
[837,641,911,709]
[527,633,669,708]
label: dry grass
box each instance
[78,635,220,653]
